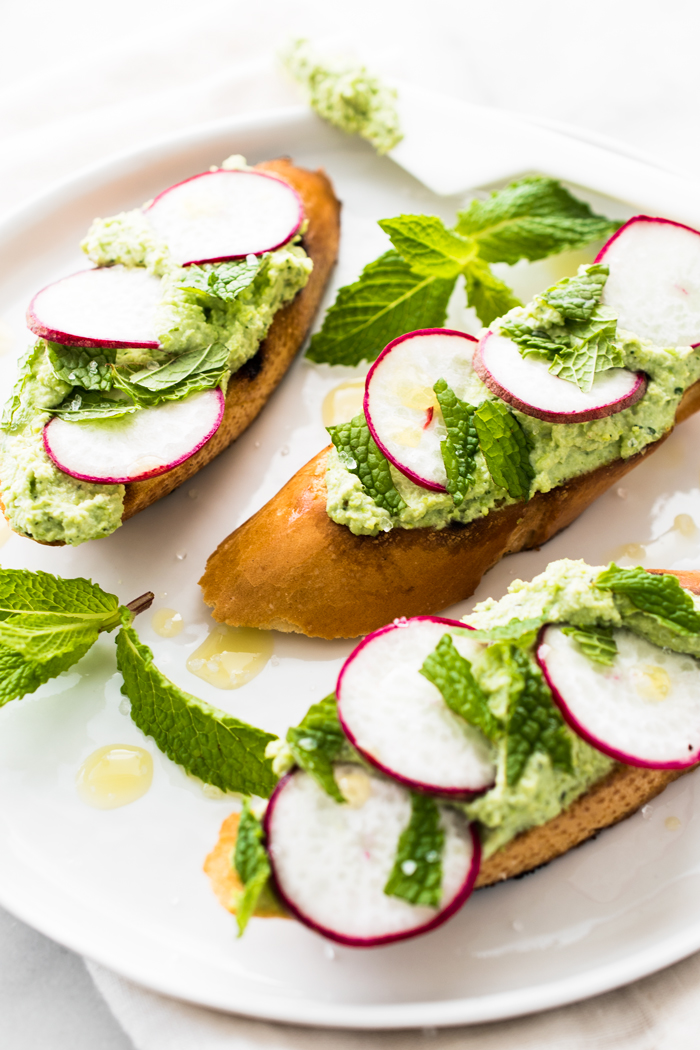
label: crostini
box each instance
[200,222,700,639]
[205,563,700,945]
[0,158,341,545]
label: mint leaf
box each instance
[541,263,608,321]
[384,792,444,907]
[286,694,353,803]
[433,379,478,504]
[548,316,623,392]
[420,633,501,740]
[116,625,277,796]
[1,343,45,433]
[596,565,700,635]
[306,251,456,366]
[52,390,139,421]
[48,344,116,392]
[0,569,121,663]
[378,215,474,279]
[233,800,272,936]
[180,256,266,302]
[473,400,533,500]
[328,413,406,516]
[463,258,522,327]
[498,321,568,360]
[455,176,620,265]
[468,617,544,648]
[0,642,94,707]
[561,623,618,666]
[502,645,572,786]
[128,342,228,392]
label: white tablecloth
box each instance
[3,1,700,1046]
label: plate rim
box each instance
[1,101,700,1030]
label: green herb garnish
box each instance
[328,412,406,515]
[384,792,444,907]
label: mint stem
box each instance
[125,592,154,618]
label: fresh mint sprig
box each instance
[286,694,356,803]
[116,625,277,797]
[233,801,274,936]
[473,400,534,501]
[306,251,456,367]
[596,565,700,635]
[420,633,501,741]
[561,623,618,666]
[501,645,572,786]
[328,412,406,515]
[307,177,620,365]
[433,379,479,504]
[384,792,445,907]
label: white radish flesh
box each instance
[27,266,162,349]
[537,625,700,768]
[474,331,646,423]
[597,216,700,347]
[336,617,496,796]
[44,388,224,484]
[146,169,303,266]
[265,765,480,947]
[364,328,478,490]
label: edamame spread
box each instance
[0,160,313,545]
[461,558,700,855]
[326,278,700,536]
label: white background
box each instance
[2,0,700,1046]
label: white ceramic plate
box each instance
[2,107,700,1031]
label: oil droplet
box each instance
[151,607,184,638]
[186,624,274,689]
[175,550,187,561]
[322,380,366,427]
[633,664,671,702]
[616,487,628,499]
[77,745,153,809]
[609,541,646,563]
[336,768,372,808]
[673,513,696,537]
[641,803,654,820]
[665,815,682,831]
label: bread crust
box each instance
[5,159,341,541]
[200,380,700,639]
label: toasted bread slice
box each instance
[199,380,700,639]
[206,567,700,915]
[4,159,341,542]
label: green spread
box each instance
[460,558,700,854]
[327,273,700,536]
[0,160,313,545]
[283,39,402,155]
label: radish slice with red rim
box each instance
[27,266,162,350]
[265,765,480,947]
[145,169,303,267]
[597,216,700,347]
[474,331,646,424]
[536,624,700,768]
[336,616,496,797]
[364,328,478,491]
[44,387,224,484]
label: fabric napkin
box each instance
[4,0,700,1045]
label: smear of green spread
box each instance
[283,39,402,155]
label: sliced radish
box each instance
[265,765,480,947]
[43,387,224,484]
[536,624,700,768]
[27,266,162,349]
[145,169,303,267]
[364,328,478,491]
[597,216,700,347]
[336,616,496,797]
[474,331,646,424]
